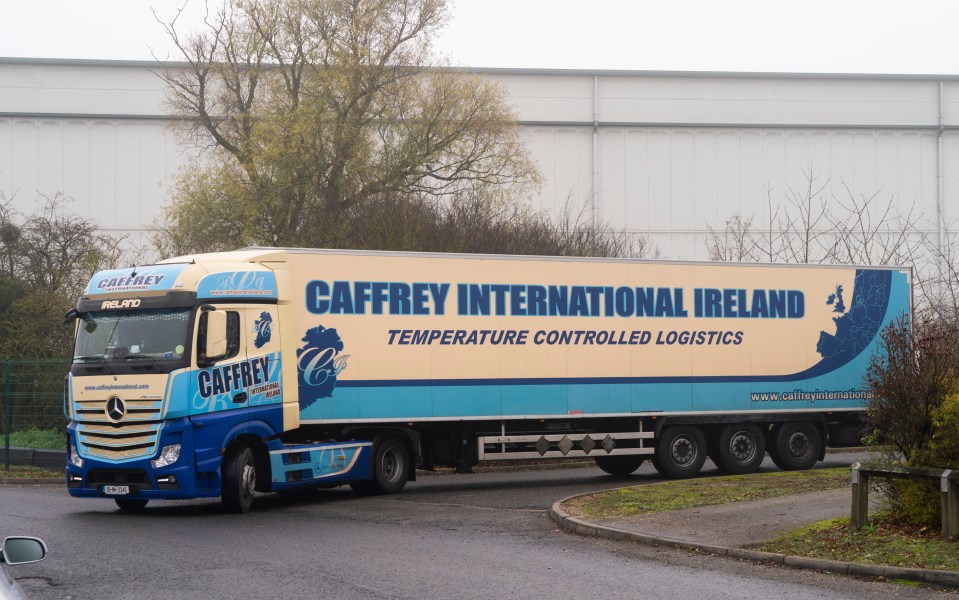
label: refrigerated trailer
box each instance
[63,248,910,512]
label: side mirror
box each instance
[63,308,79,325]
[1,537,47,565]
[202,310,229,363]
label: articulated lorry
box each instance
[64,248,910,512]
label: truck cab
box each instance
[66,251,299,511]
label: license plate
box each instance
[103,485,130,495]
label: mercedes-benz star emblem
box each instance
[106,396,126,423]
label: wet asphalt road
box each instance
[2,451,955,600]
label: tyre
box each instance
[769,422,821,471]
[354,437,409,495]
[222,446,256,513]
[714,424,766,475]
[707,434,726,473]
[651,453,666,476]
[594,455,645,476]
[115,498,149,511]
[656,426,707,479]
[827,423,865,447]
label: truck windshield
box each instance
[73,308,191,367]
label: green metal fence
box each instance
[1,359,70,469]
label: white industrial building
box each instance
[1,57,956,260]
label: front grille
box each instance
[74,398,163,461]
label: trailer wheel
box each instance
[656,426,707,479]
[714,424,766,475]
[353,436,409,495]
[769,422,821,471]
[222,446,256,513]
[594,455,644,476]
[115,498,148,511]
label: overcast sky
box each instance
[2,0,959,74]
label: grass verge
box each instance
[4,427,65,450]
[759,517,959,572]
[564,468,850,519]
[565,467,959,573]
[0,465,61,479]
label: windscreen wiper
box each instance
[125,354,161,371]
[74,355,112,373]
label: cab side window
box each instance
[197,311,241,362]
[225,312,241,358]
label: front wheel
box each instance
[594,455,645,476]
[222,446,256,513]
[769,422,821,471]
[656,426,707,479]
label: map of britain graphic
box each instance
[815,270,891,367]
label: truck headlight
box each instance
[151,444,181,469]
[70,443,84,468]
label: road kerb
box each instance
[551,493,959,589]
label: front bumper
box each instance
[65,418,222,500]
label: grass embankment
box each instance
[565,468,850,519]
[566,468,959,573]
[0,465,61,479]
[1,428,64,479]
[760,518,959,572]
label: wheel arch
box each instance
[222,430,273,492]
[349,428,418,483]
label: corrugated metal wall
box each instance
[526,126,939,258]
[1,59,955,259]
[0,118,186,247]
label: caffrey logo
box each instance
[87,265,186,295]
[296,325,348,410]
[197,356,272,399]
[97,274,165,291]
[253,312,273,348]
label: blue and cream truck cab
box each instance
[65,248,911,513]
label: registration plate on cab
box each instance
[103,485,130,495]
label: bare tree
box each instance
[909,225,959,319]
[707,170,920,268]
[703,170,959,317]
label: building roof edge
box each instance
[1,56,957,81]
